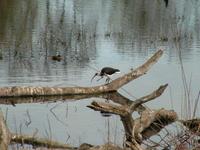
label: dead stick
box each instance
[11,134,76,149]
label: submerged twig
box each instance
[50,103,68,126]
[25,109,31,127]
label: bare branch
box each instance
[134,109,178,142]
[87,86,177,150]
[87,101,129,116]
[130,84,168,113]
[11,134,76,149]
[50,103,68,127]
[107,49,164,90]
[0,50,163,97]
[25,109,31,127]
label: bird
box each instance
[51,52,62,61]
[164,0,168,7]
[91,67,120,83]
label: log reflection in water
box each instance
[0,91,132,106]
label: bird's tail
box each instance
[115,69,120,73]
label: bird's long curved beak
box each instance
[91,74,97,83]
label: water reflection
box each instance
[0,0,98,87]
[0,0,200,83]
[0,92,131,106]
[1,92,126,146]
[0,0,200,147]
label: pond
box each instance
[0,0,200,148]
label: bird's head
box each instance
[56,51,61,56]
[91,72,99,82]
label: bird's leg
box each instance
[105,76,111,84]
[105,97,110,103]
[97,76,104,81]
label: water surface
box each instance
[0,0,200,147]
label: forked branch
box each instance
[0,50,163,97]
[130,84,168,113]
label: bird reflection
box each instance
[164,0,168,7]
[100,111,112,117]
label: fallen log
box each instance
[88,101,177,145]
[86,143,124,150]
[88,84,168,115]
[134,108,177,142]
[88,84,178,150]
[0,50,163,97]
[11,134,76,149]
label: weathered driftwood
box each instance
[11,134,76,149]
[89,104,177,150]
[0,112,11,150]
[179,118,200,135]
[88,84,169,115]
[129,84,168,114]
[88,101,129,116]
[86,143,124,150]
[134,109,177,142]
[88,84,178,150]
[0,50,163,97]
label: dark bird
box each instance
[164,0,168,7]
[91,67,120,83]
[51,52,62,61]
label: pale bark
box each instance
[129,84,168,113]
[87,101,130,116]
[88,84,169,115]
[11,134,75,149]
[88,101,177,145]
[0,50,163,97]
[0,112,11,150]
[88,84,177,150]
[88,143,124,150]
[134,109,177,142]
